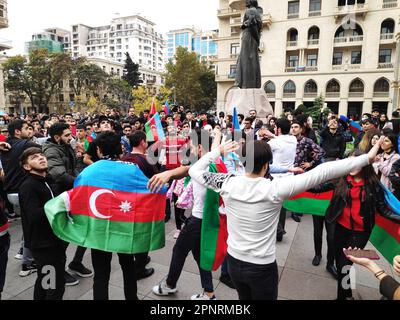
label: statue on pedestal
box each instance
[235,0,263,89]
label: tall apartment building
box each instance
[216,0,400,119]
[25,28,71,54]
[0,0,10,113]
[71,15,165,72]
[166,27,218,65]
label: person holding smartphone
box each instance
[345,250,399,300]
[325,149,400,300]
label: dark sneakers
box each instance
[65,272,80,286]
[19,263,37,277]
[136,268,155,281]
[68,262,93,278]
[312,255,322,266]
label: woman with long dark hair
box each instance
[373,131,400,192]
[325,149,400,300]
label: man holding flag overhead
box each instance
[45,132,167,300]
[188,136,386,300]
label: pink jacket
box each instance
[374,151,400,191]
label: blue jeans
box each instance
[0,232,10,297]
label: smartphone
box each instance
[344,249,380,260]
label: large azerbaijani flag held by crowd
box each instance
[283,186,400,264]
[44,160,167,254]
[200,160,229,271]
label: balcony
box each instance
[217,8,241,18]
[326,92,340,98]
[0,16,8,29]
[378,62,394,69]
[283,92,296,98]
[374,91,390,97]
[333,36,363,47]
[332,65,343,70]
[229,0,246,10]
[285,67,296,72]
[334,2,368,22]
[262,14,272,29]
[0,38,12,51]
[308,39,319,46]
[304,92,318,98]
[380,33,395,42]
[349,92,364,98]
[230,53,239,60]
[287,41,298,48]
[383,0,397,8]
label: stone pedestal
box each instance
[225,87,274,119]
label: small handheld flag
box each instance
[145,112,165,143]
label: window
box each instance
[284,81,296,94]
[288,55,299,67]
[231,43,240,55]
[351,51,362,64]
[374,78,390,92]
[59,94,64,102]
[69,94,75,101]
[309,0,321,12]
[229,65,237,77]
[308,27,320,40]
[304,80,318,93]
[307,54,318,66]
[332,52,343,65]
[379,49,392,63]
[381,19,395,35]
[264,81,276,94]
[288,1,300,15]
[326,79,340,93]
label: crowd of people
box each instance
[0,104,399,301]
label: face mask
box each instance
[0,121,4,125]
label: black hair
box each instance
[96,132,122,159]
[392,111,400,118]
[219,112,225,118]
[244,117,253,123]
[296,114,308,125]
[244,141,273,175]
[76,124,86,130]
[48,123,70,140]
[275,118,291,135]
[384,131,399,154]
[20,147,43,167]
[291,120,304,128]
[129,131,147,148]
[8,120,27,137]
[238,114,245,120]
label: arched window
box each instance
[326,79,340,93]
[334,23,363,38]
[349,79,364,93]
[308,26,320,40]
[374,78,390,93]
[381,19,395,35]
[283,80,296,94]
[264,81,276,95]
[287,28,298,42]
[304,80,318,93]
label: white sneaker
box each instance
[191,292,217,300]
[152,281,178,296]
[173,230,181,239]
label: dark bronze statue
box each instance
[235,0,263,89]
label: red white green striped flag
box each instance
[44,160,167,254]
[283,189,400,264]
[200,160,229,271]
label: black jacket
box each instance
[42,140,78,194]
[325,182,400,233]
[389,159,400,200]
[19,173,66,250]
[1,138,41,193]
[319,128,346,159]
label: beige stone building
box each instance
[0,0,11,113]
[216,0,400,119]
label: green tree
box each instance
[165,47,216,111]
[122,52,142,88]
[105,78,132,109]
[3,49,72,113]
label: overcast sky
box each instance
[0,0,219,55]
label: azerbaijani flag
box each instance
[145,112,165,143]
[200,160,229,271]
[349,120,362,138]
[163,101,171,115]
[148,97,157,120]
[44,160,167,254]
[283,186,400,264]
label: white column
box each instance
[275,99,283,117]
[339,99,347,116]
[363,98,373,114]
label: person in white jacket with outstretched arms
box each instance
[189,136,385,301]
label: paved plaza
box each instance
[2,212,398,301]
